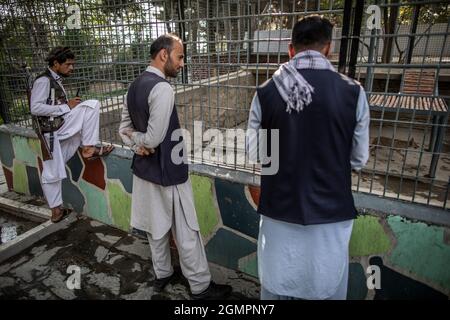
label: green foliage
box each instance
[101,0,140,18]
[398,3,450,25]
[60,29,105,92]
[113,41,151,81]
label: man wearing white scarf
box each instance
[247,15,370,300]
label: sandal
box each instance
[50,208,72,223]
[83,145,114,161]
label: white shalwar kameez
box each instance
[119,66,211,294]
[30,68,101,208]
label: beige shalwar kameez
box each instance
[119,66,211,294]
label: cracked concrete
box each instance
[120,283,153,300]
[94,245,110,263]
[28,288,55,300]
[0,256,28,275]
[43,270,77,300]
[95,233,122,245]
[11,245,70,282]
[131,262,141,272]
[86,272,121,296]
[0,276,14,289]
[0,216,260,300]
[115,238,151,261]
[106,254,124,265]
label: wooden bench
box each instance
[369,70,448,178]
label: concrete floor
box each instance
[0,211,40,244]
[0,212,260,300]
[0,158,258,300]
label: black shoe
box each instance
[153,273,175,293]
[190,282,232,300]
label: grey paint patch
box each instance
[30,245,48,256]
[94,245,109,263]
[86,272,121,296]
[42,270,77,300]
[131,262,142,272]
[90,220,104,228]
[115,238,150,260]
[11,246,67,282]
[95,233,121,245]
[106,254,124,265]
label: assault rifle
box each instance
[23,63,53,161]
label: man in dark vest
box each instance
[119,34,232,299]
[247,15,370,299]
[30,47,113,223]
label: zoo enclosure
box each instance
[0,0,449,209]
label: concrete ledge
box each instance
[354,192,450,228]
[0,124,36,139]
[190,163,260,186]
[0,212,77,264]
[0,197,50,222]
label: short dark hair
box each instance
[150,34,182,60]
[291,15,333,51]
[46,47,75,67]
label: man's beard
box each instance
[164,59,179,78]
[59,72,70,78]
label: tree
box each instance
[381,0,399,63]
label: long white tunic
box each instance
[30,68,100,208]
[119,66,199,240]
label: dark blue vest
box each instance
[257,69,360,225]
[127,71,188,186]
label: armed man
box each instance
[30,47,114,222]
